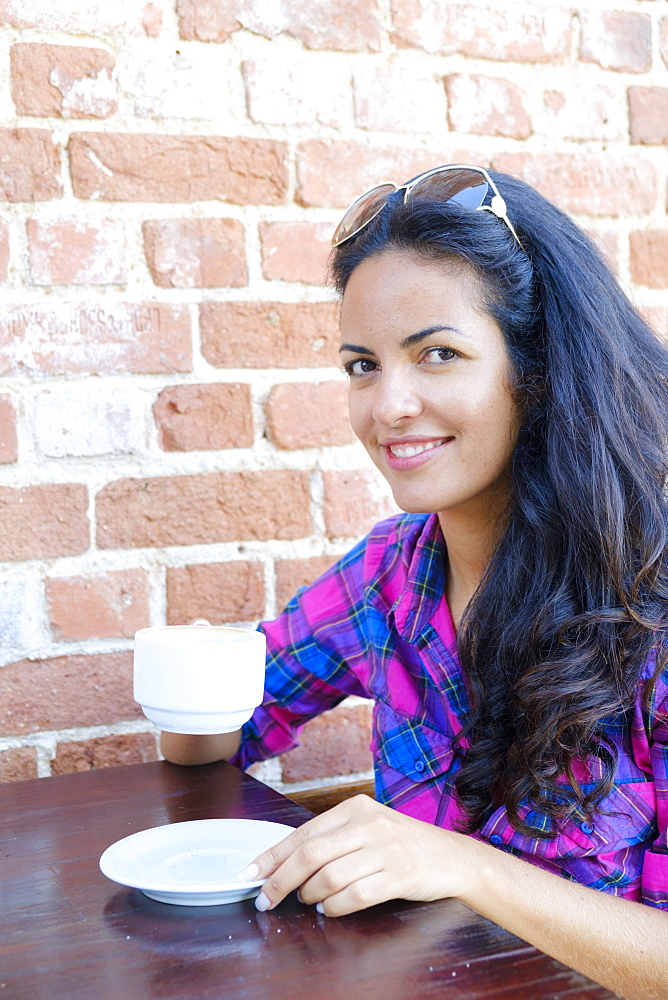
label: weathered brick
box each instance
[275,555,339,612]
[0,746,38,783]
[0,652,137,736]
[579,11,651,73]
[0,303,191,377]
[27,218,127,286]
[0,394,18,463]
[629,88,668,146]
[587,230,619,276]
[69,133,288,204]
[280,702,372,781]
[492,153,656,217]
[96,471,312,550]
[35,383,144,459]
[445,74,531,140]
[391,1,571,62]
[47,569,150,640]
[259,222,331,285]
[323,470,397,538]
[0,0,163,36]
[0,219,8,283]
[354,65,445,133]
[52,733,158,775]
[167,561,265,624]
[542,87,622,142]
[177,0,381,51]
[629,231,668,289]
[11,43,116,119]
[244,59,349,128]
[200,302,340,369]
[0,129,62,202]
[661,17,668,71]
[265,381,354,449]
[643,306,668,344]
[296,139,480,208]
[0,484,89,561]
[123,46,228,119]
[153,383,253,452]
[0,578,42,656]
[143,218,247,289]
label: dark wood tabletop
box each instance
[0,759,614,1000]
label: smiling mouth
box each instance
[387,438,451,458]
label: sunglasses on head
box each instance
[331,164,522,249]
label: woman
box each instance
[162,166,668,998]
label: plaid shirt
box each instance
[235,513,668,908]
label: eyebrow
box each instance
[339,325,465,354]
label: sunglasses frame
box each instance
[331,163,523,249]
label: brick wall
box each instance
[0,1,667,794]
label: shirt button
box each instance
[489,834,503,845]
[414,759,426,773]
[580,822,594,835]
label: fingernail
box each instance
[239,863,260,882]
[316,902,324,914]
[255,891,271,912]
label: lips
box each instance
[387,438,449,458]
[381,436,453,471]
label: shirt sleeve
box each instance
[641,648,668,908]
[232,536,376,770]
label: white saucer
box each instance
[100,818,295,906]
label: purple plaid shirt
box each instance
[234,513,668,908]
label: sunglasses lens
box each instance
[410,169,489,211]
[331,183,397,246]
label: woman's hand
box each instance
[243,794,471,916]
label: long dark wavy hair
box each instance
[331,170,668,837]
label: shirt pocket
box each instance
[371,700,457,783]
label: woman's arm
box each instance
[160,729,241,765]
[244,795,668,1000]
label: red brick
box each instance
[259,222,331,285]
[0,394,18,464]
[323,470,397,538]
[354,65,446,133]
[167,561,265,625]
[0,746,38,783]
[143,218,247,288]
[69,133,288,204]
[0,303,191,377]
[96,471,312,550]
[275,555,339,612]
[629,88,668,146]
[153,383,253,452]
[0,219,9,282]
[280,702,372,781]
[0,651,137,736]
[47,569,150,641]
[0,1,163,36]
[579,11,651,73]
[445,74,531,140]
[201,302,340,369]
[177,0,381,51]
[296,139,481,208]
[51,733,158,775]
[11,43,116,119]
[27,218,127,286]
[0,129,62,202]
[265,381,354,449]
[492,152,656,217]
[0,484,89,561]
[629,231,668,289]
[391,1,571,62]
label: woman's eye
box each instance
[344,358,378,376]
[423,347,456,364]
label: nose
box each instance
[370,368,423,427]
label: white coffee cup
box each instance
[133,623,266,735]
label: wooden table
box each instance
[0,760,614,999]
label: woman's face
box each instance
[339,250,520,532]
